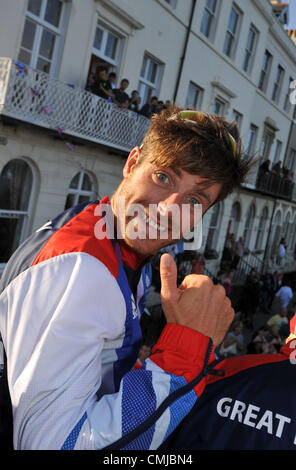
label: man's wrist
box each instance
[149,323,215,378]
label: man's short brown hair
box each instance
[138,107,254,202]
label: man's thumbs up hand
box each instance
[160,253,234,347]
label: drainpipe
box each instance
[263,197,277,271]
[172,0,197,104]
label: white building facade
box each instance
[0,0,296,280]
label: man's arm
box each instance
[1,252,233,450]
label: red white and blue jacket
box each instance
[0,197,216,450]
[160,320,296,450]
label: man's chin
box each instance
[123,235,178,257]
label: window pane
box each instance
[21,19,37,51]
[69,173,80,189]
[247,29,255,51]
[28,0,42,16]
[18,48,32,66]
[44,0,62,27]
[105,33,118,60]
[64,193,75,210]
[82,173,92,191]
[0,216,25,263]
[140,56,147,78]
[228,9,239,34]
[0,160,32,211]
[39,29,56,59]
[243,48,251,72]
[78,195,91,205]
[94,27,103,50]
[36,57,51,73]
[147,60,157,83]
[201,10,211,36]
[186,83,197,108]
[207,0,217,12]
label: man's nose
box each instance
[157,193,182,215]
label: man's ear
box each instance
[123,146,141,177]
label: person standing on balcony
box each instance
[139,96,159,118]
[0,109,251,450]
[112,78,130,109]
[257,159,270,189]
[128,90,141,113]
[271,160,282,176]
[107,71,117,90]
[90,66,114,101]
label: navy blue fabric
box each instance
[160,360,296,450]
[113,262,143,391]
[122,369,156,450]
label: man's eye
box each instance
[156,173,169,183]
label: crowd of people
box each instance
[258,159,294,182]
[256,158,294,198]
[85,66,171,117]
[219,269,295,358]
[145,239,296,363]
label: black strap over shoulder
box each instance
[0,350,13,450]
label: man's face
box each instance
[121,80,129,90]
[111,148,222,256]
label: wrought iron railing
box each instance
[0,58,150,152]
[256,168,294,200]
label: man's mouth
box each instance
[139,211,168,233]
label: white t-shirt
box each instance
[278,244,286,257]
[275,285,293,308]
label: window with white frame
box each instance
[260,130,274,159]
[86,22,123,87]
[255,206,268,250]
[0,159,33,264]
[211,97,226,116]
[272,139,282,164]
[205,202,222,250]
[272,64,285,104]
[284,77,294,113]
[138,54,163,106]
[200,0,218,40]
[282,212,291,241]
[258,49,273,92]
[246,123,258,158]
[18,0,67,76]
[228,201,240,236]
[223,4,241,59]
[92,23,122,69]
[242,24,258,74]
[64,172,95,210]
[286,148,296,171]
[232,109,243,130]
[185,82,204,110]
[288,214,296,251]
[243,204,256,249]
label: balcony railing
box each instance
[255,168,294,200]
[0,58,150,152]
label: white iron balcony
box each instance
[0,58,150,153]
